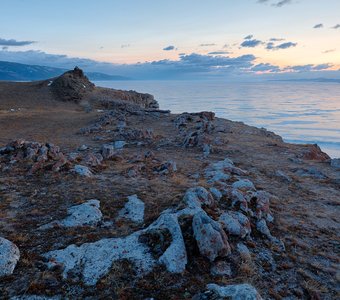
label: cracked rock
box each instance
[192,210,230,262]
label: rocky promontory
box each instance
[0,68,339,299]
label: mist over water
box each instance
[96,80,340,158]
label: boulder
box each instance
[206,283,263,300]
[44,212,187,285]
[256,219,272,239]
[118,195,145,223]
[219,211,251,238]
[0,140,69,173]
[257,249,276,271]
[153,160,177,175]
[78,144,89,151]
[40,200,102,229]
[256,220,285,252]
[44,231,155,286]
[192,210,230,262]
[229,188,248,212]
[101,141,125,159]
[114,140,126,149]
[83,153,103,167]
[237,243,252,262]
[184,187,215,209]
[148,213,188,273]
[232,179,256,192]
[0,237,20,277]
[209,187,223,201]
[101,144,116,159]
[250,191,273,221]
[73,164,92,177]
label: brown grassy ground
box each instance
[0,80,339,299]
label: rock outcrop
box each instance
[0,237,20,277]
[39,200,103,229]
[49,67,159,109]
[0,139,69,173]
[192,210,231,261]
[118,195,145,223]
[205,283,263,300]
[50,67,95,102]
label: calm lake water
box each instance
[95,80,340,158]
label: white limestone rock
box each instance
[118,195,145,223]
[44,232,154,286]
[219,211,251,238]
[183,187,215,209]
[147,213,187,273]
[232,179,256,192]
[40,200,102,229]
[0,237,20,277]
[256,219,272,239]
[237,243,252,262]
[207,283,263,300]
[209,187,223,201]
[44,211,188,285]
[73,164,92,177]
[192,210,230,262]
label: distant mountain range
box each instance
[0,61,130,81]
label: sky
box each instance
[0,0,340,80]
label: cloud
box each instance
[121,44,131,48]
[332,24,340,29]
[251,63,281,73]
[244,35,253,40]
[312,63,333,71]
[163,45,176,51]
[269,38,285,42]
[175,53,256,69]
[1,48,336,80]
[275,0,292,7]
[241,39,263,48]
[0,49,257,79]
[322,49,336,54]
[208,51,230,55]
[257,0,292,7]
[266,41,297,50]
[276,42,297,49]
[286,63,333,72]
[313,23,323,29]
[0,38,36,47]
[199,43,216,47]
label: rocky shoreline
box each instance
[0,68,339,299]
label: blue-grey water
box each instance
[95,80,340,158]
